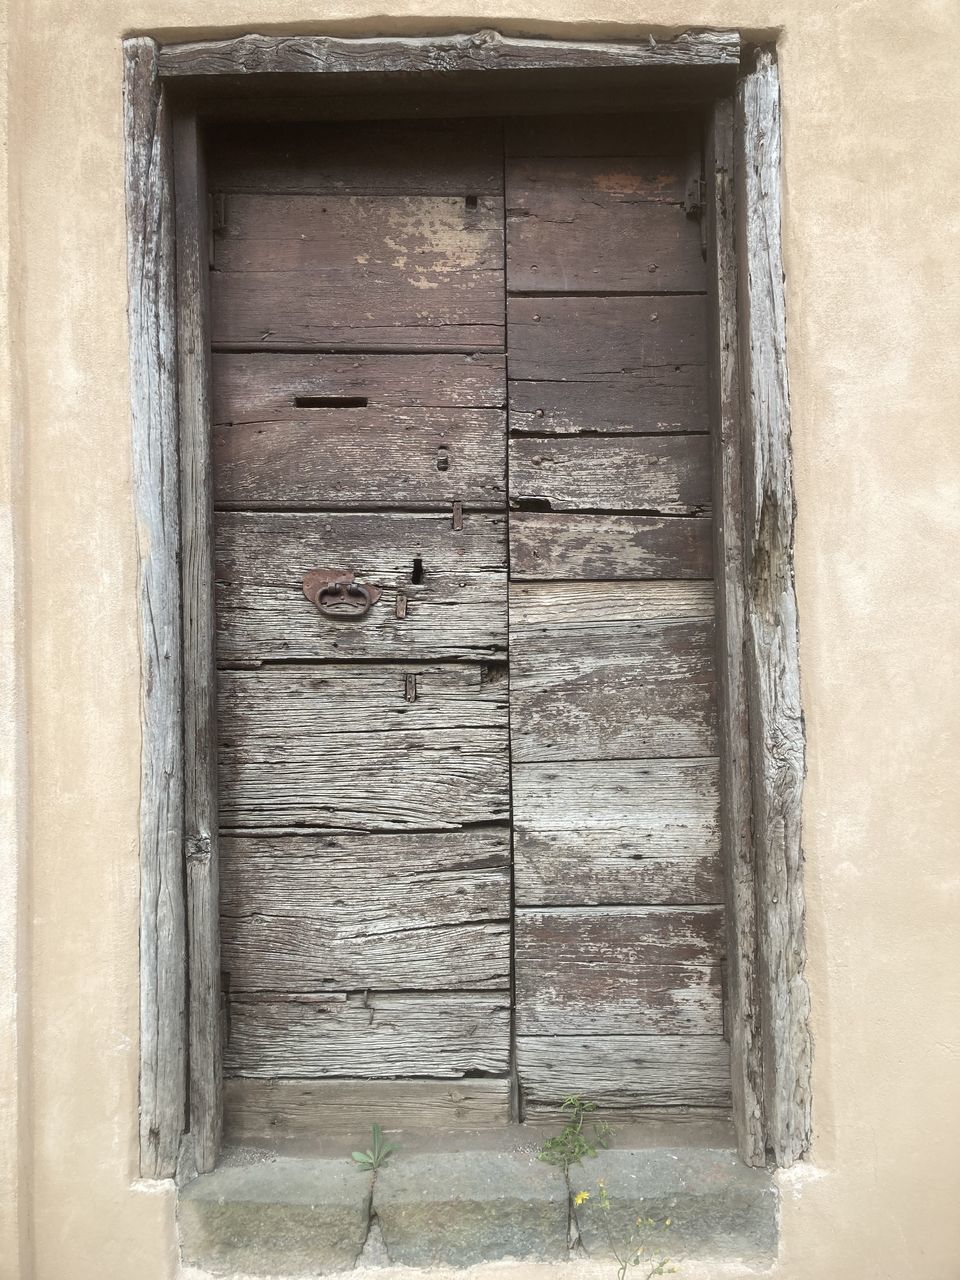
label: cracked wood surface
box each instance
[124,36,186,1179]
[158,30,741,78]
[215,511,506,662]
[509,582,718,762]
[225,992,511,1078]
[507,294,708,437]
[217,664,509,830]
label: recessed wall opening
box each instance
[125,36,810,1237]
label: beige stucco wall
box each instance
[1,2,959,1277]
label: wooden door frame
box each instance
[123,29,810,1179]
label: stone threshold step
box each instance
[178,1134,777,1276]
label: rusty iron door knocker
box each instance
[302,569,382,620]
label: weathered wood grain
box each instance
[212,352,506,422]
[158,30,741,78]
[217,664,509,829]
[509,582,718,762]
[510,435,711,513]
[515,907,725,1036]
[174,112,222,1174]
[707,97,765,1165]
[507,157,705,293]
[213,406,505,509]
[223,1078,512,1141]
[207,118,503,194]
[226,993,511,1078]
[211,193,504,350]
[220,830,510,991]
[123,36,186,1180]
[739,50,811,1167]
[507,295,708,435]
[518,1035,732,1110]
[215,511,506,662]
[510,511,712,580]
[513,757,720,907]
[505,113,695,157]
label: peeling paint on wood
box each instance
[510,511,712,580]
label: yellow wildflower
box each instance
[573,1191,590,1206]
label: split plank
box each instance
[224,1078,512,1141]
[226,992,511,1078]
[510,434,711,513]
[212,352,506,422]
[214,406,505,509]
[513,757,720,907]
[211,193,504,350]
[159,31,741,78]
[509,582,718,762]
[515,907,725,1036]
[215,511,506,662]
[510,511,712,580]
[507,157,705,292]
[207,119,503,195]
[218,664,509,830]
[507,295,708,436]
[518,1035,732,1110]
[221,828,510,921]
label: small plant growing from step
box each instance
[590,1181,678,1280]
[538,1095,612,1172]
[351,1123,397,1171]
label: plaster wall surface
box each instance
[0,2,958,1278]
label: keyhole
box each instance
[465,194,478,211]
[411,557,424,585]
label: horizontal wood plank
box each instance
[510,435,711,513]
[212,352,506,422]
[214,406,505,509]
[224,1078,512,1141]
[507,158,705,293]
[505,113,696,157]
[215,511,506,662]
[221,830,510,991]
[212,193,504,350]
[507,295,708,435]
[517,1034,732,1109]
[226,992,511,1078]
[207,119,503,195]
[509,582,718,762]
[218,664,510,830]
[515,907,725,1036]
[510,511,712,580]
[159,31,741,78]
[514,757,720,906]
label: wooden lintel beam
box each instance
[156,29,740,79]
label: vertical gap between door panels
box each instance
[500,117,522,1125]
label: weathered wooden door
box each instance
[209,113,730,1134]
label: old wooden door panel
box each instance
[515,907,724,1036]
[510,435,711,514]
[506,164,705,293]
[226,993,511,1078]
[510,511,712,580]
[215,511,507,662]
[507,296,707,436]
[214,406,506,509]
[207,119,503,196]
[217,665,510,829]
[509,582,718,762]
[518,1036,732,1112]
[211,194,505,350]
[505,111,728,1113]
[505,114,693,159]
[212,352,506,422]
[512,757,721,906]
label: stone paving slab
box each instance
[372,1149,570,1267]
[568,1147,777,1264]
[178,1156,372,1276]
